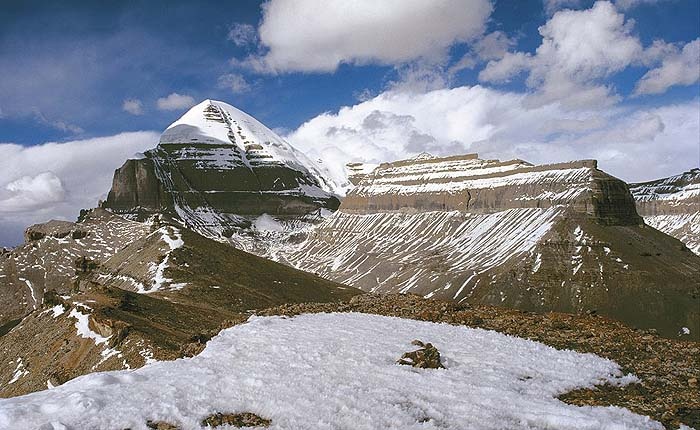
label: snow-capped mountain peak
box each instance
[161,99,318,174]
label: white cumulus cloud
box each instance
[286,85,699,189]
[0,131,158,246]
[1,172,65,213]
[238,0,493,73]
[634,39,700,95]
[157,93,196,111]
[481,1,644,108]
[122,98,144,115]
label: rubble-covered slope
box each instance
[0,209,150,327]
[630,168,700,255]
[0,222,359,398]
[281,154,700,339]
[102,100,340,243]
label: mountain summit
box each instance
[102,100,339,244]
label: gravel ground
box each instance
[260,293,700,430]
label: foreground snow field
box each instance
[0,313,662,430]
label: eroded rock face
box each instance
[342,153,641,226]
[24,220,76,242]
[630,168,700,255]
[102,100,340,240]
[281,154,699,339]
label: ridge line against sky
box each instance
[0,0,698,246]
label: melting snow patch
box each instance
[148,226,185,293]
[18,278,37,309]
[139,348,157,365]
[39,304,66,318]
[51,304,65,318]
[7,359,29,385]
[532,252,542,273]
[68,309,110,345]
[0,313,660,429]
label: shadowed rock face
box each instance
[281,154,699,339]
[102,100,340,238]
[630,168,700,255]
[103,145,339,220]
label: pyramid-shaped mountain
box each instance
[102,100,339,241]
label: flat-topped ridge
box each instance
[341,153,639,226]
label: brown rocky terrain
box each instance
[0,208,150,327]
[0,223,360,398]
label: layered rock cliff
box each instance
[102,100,340,245]
[342,153,642,225]
[630,168,700,255]
[281,154,699,339]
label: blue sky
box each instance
[1,0,696,142]
[0,0,698,245]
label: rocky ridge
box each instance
[631,168,700,255]
[0,209,150,327]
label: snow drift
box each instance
[0,313,661,429]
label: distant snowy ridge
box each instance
[0,313,660,430]
[631,168,700,255]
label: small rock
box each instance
[146,421,180,430]
[201,412,271,428]
[397,340,445,369]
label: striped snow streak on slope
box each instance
[630,169,700,203]
[285,208,561,298]
[630,169,700,255]
[369,158,530,184]
[354,167,592,197]
[643,213,700,255]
